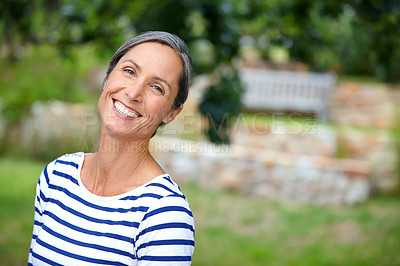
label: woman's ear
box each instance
[163,105,184,124]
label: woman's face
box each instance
[98,42,183,139]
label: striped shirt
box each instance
[28,152,195,265]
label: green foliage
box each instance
[236,0,400,83]
[0,45,97,123]
[350,0,400,83]
[199,66,244,144]
[333,6,373,75]
[2,0,400,83]
[1,0,400,146]
[0,0,37,59]
[0,0,246,143]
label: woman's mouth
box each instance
[113,100,141,118]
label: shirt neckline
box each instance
[76,152,170,201]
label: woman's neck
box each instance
[82,130,164,196]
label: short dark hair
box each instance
[104,31,193,110]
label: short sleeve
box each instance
[135,194,195,265]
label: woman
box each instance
[28,31,195,265]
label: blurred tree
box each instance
[2,0,400,144]
[199,66,243,144]
[0,0,36,60]
[350,0,400,83]
[193,1,243,144]
[333,5,372,76]
[0,0,244,144]
[236,0,400,83]
[2,0,400,80]
[235,0,344,71]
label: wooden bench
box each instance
[239,68,337,121]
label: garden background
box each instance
[1,0,400,265]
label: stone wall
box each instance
[151,136,371,206]
[19,100,100,159]
[330,82,400,129]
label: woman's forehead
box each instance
[121,42,183,89]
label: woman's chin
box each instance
[102,123,155,140]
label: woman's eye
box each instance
[152,85,164,94]
[124,68,135,75]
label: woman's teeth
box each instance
[114,101,139,118]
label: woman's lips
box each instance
[113,99,142,119]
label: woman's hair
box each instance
[104,31,193,110]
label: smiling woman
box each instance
[99,42,184,139]
[27,31,195,265]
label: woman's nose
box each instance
[125,82,145,102]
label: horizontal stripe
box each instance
[120,193,163,201]
[34,219,43,227]
[42,198,139,227]
[166,193,187,200]
[55,159,79,169]
[136,239,195,252]
[139,255,191,262]
[145,183,178,195]
[142,206,193,221]
[52,170,79,186]
[42,225,135,259]
[35,238,129,265]
[31,250,64,266]
[44,210,133,243]
[48,183,149,213]
[136,222,195,241]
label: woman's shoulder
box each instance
[141,174,192,212]
[42,152,85,176]
[144,174,186,198]
[139,175,194,222]
[37,152,85,190]
[47,152,85,166]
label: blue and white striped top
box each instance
[28,152,195,265]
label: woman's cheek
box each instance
[98,91,110,119]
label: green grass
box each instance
[337,74,382,84]
[1,156,400,265]
[183,184,400,266]
[0,156,46,265]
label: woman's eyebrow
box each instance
[153,76,172,91]
[121,59,141,72]
[121,59,172,91]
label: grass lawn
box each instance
[1,156,400,265]
[0,156,46,265]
